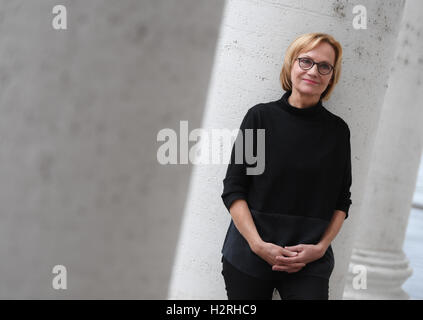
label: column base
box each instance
[343,248,413,300]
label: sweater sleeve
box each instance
[221,108,257,213]
[334,125,352,219]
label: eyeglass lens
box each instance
[298,58,332,75]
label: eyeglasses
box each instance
[296,57,334,75]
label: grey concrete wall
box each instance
[0,0,224,298]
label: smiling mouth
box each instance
[303,79,319,84]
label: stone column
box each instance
[343,0,423,300]
[0,0,224,299]
[168,0,406,299]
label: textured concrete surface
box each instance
[1,0,420,300]
[344,0,423,299]
[0,0,224,298]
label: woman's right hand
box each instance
[252,241,306,273]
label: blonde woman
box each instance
[220,33,352,300]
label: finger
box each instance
[272,263,305,271]
[275,256,301,263]
[272,265,290,271]
[281,249,298,257]
[284,245,303,252]
[272,265,303,272]
[274,262,306,268]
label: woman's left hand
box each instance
[272,244,326,272]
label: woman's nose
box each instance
[307,64,320,75]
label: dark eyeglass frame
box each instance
[296,57,334,75]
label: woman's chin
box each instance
[295,86,322,96]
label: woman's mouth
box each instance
[303,79,318,84]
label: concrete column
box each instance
[168,0,405,299]
[344,0,423,300]
[0,0,224,298]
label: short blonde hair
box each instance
[280,33,343,101]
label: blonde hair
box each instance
[280,33,343,101]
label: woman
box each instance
[220,33,352,300]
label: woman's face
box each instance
[290,42,336,98]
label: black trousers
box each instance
[221,256,329,300]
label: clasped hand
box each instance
[254,242,325,273]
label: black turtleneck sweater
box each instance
[221,90,352,280]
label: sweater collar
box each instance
[278,91,323,117]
